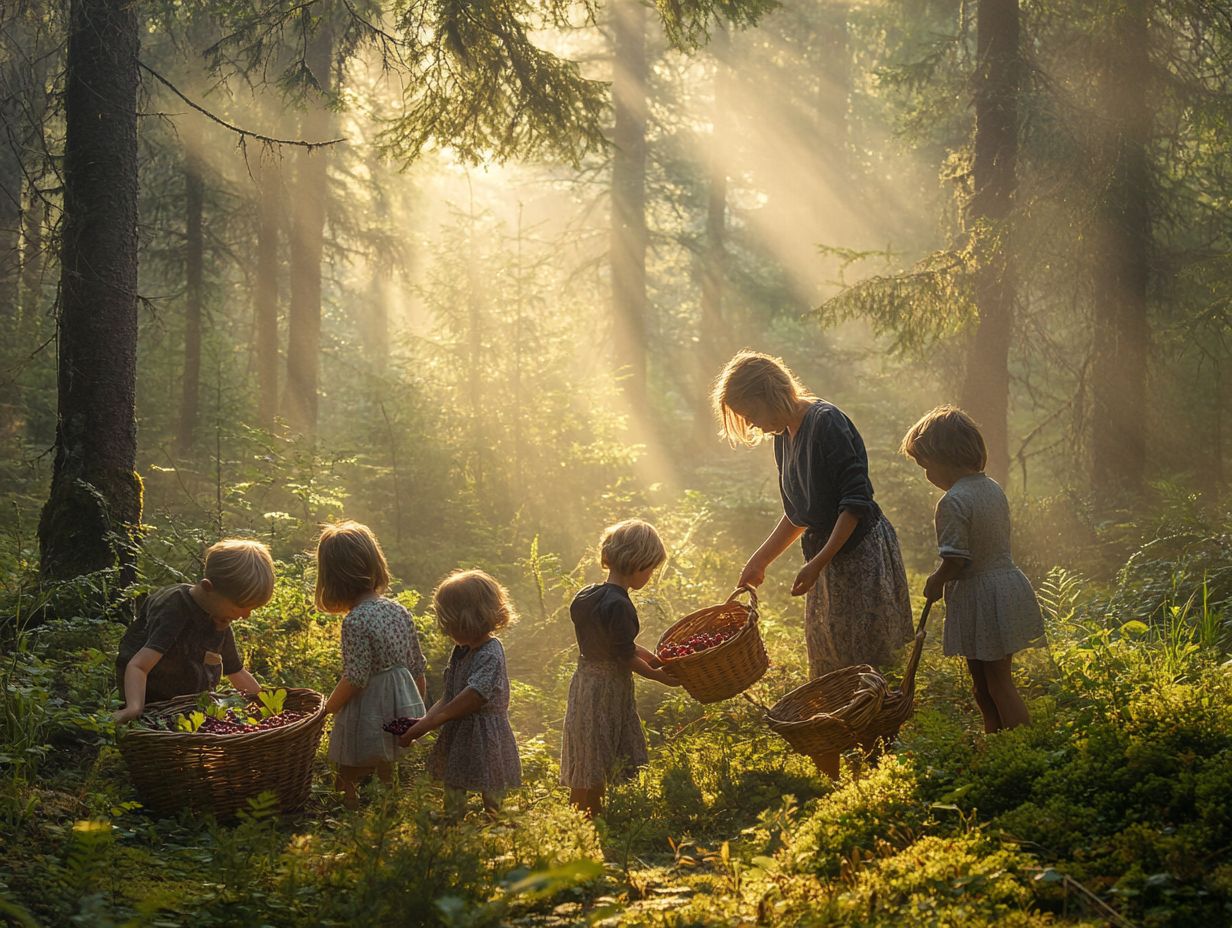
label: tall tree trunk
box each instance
[38,0,142,588]
[0,98,21,439]
[692,34,729,450]
[610,0,648,414]
[961,0,1020,486]
[176,130,205,454]
[255,152,281,429]
[1091,0,1151,499]
[284,24,332,437]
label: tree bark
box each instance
[960,0,1020,486]
[38,0,142,588]
[176,130,205,453]
[255,151,281,429]
[284,24,333,437]
[610,0,649,415]
[1091,0,1151,499]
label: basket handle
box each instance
[726,584,758,614]
[899,599,935,696]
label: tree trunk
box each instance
[960,0,1020,486]
[0,95,21,438]
[255,151,281,429]
[284,25,333,437]
[1091,0,1151,499]
[38,0,142,589]
[610,0,649,414]
[176,130,205,454]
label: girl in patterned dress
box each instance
[901,405,1045,732]
[560,520,679,820]
[399,570,521,818]
[319,521,427,808]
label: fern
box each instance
[1037,567,1084,627]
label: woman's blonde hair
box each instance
[433,569,516,642]
[314,521,391,613]
[205,539,276,608]
[899,405,988,471]
[600,519,666,575]
[712,349,815,446]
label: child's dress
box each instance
[560,583,649,790]
[328,597,427,767]
[428,638,522,793]
[935,474,1045,660]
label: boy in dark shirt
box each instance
[113,540,275,722]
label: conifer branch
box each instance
[139,62,345,150]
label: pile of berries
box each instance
[187,708,306,735]
[382,717,421,736]
[658,628,736,660]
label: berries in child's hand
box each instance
[658,627,737,661]
[383,717,421,736]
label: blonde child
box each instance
[900,405,1044,732]
[114,540,273,722]
[560,520,679,819]
[399,570,521,818]
[318,521,427,807]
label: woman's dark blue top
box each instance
[773,401,881,559]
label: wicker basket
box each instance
[763,601,933,764]
[119,687,327,819]
[764,665,888,760]
[657,586,769,703]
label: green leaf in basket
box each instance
[257,687,287,719]
[176,711,205,732]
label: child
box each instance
[399,570,521,818]
[114,539,273,723]
[318,521,427,807]
[560,519,679,819]
[900,405,1045,732]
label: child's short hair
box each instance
[204,540,276,608]
[899,405,988,471]
[600,519,666,575]
[712,349,816,446]
[314,521,391,613]
[433,570,516,642]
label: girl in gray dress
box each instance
[319,521,428,808]
[901,405,1045,733]
[400,570,522,818]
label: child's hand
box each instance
[398,718,429,747]
[656,667,681,687]
[923,572,946,603]
[113,706,141,725]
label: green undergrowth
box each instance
[2,540,1232,925]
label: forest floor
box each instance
[2,558,1231,927]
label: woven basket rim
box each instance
[765,666,884,726]
[120,687,325,748]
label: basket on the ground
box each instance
[764,665,888,761]
[763,601,933,764]
[657,586,769,703]
[119,687,327,819]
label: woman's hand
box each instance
[738,559,767,590]
[398,719,428,748]
[791,557,828,597]
[112,706,141,725]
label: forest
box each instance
[2,0,1232,924]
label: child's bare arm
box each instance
[924,556,968,602]
[399,688,484,746]
[634,643,662,669]
[324,677,362,715]
[628,652,678,686]
[414,673,428,701]
[226,668,261,696]
[113,647,162,723]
